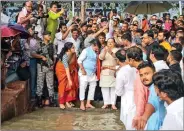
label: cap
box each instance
[43,31,51,36]
[101,17,108,23]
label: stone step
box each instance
[1,81,30,122]
[38,106,120,112]
[73,100,121,108]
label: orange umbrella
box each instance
[1,25,21,38]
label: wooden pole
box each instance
[72,1,75,17]
[179,1,182,15]
[81,1,85,22]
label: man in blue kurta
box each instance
[135,61,166,130]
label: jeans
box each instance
[29,58,37,98]
[5,69,19,84]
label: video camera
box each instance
[32,12,49,19]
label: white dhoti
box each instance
[120,91,136,130]
[79,74,97,101]
[101,87,117,105]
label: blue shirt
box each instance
[146,84,166,130]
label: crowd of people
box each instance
[1,1,184,130]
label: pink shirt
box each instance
[164,21,172,31]
[17,8,31,28]
[134,69,149,120]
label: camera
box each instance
[42,13,49,18]
[34,31,38,34]
[32,12,40,19]
[32,12,49,19]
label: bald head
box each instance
[25,1,33,12]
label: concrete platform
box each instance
[1,107,125,130]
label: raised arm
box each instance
[62,24,75,40]
[99,47,107,60]
[18,13,33,25]
[48,8,64,20]
[92,24,109,38]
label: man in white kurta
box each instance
[115,49,137,130]
[161,97,183,130]
[78,41,100,111]
[153,70,184,130]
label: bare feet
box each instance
[80,104,86,111]
[86,104,95,109]
[66,102,72,108]
[45,99,50,106]
[112,105,117,110]
[101,105,108,109]
[59,104,65,109]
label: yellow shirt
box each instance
[46,10,62,43]
[160,41,172,52]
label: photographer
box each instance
[17,1,33,28]
[25,24,42,99]
[32,4,46,40]
[46,2,65,43]
[4,34,30,85]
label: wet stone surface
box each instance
[1,107,125,130]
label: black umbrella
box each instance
[124,1,173,14]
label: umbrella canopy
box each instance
[0,25,20,38]
[124,1,173,14]
[8,23,30,39]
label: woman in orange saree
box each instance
[55,42,79,109]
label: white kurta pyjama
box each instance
[115,65,137,130]
[78,48,97,101]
